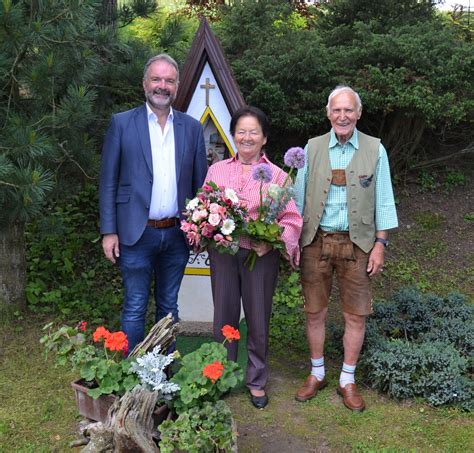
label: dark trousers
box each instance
[209,248,280,390]
[119,225,189,352]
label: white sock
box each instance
[310,357,325,381]
[339,362,356,388]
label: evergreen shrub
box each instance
[364,287,473,410]
[25,185,122,325]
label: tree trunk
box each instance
[0,222,26,314]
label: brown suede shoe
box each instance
[337,383,366,412]
[295,375,327,402]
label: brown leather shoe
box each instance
[295,375,327,402]
[337,383,366,412]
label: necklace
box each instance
[241,162,253,165]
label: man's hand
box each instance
[250,241,272,257]
[102,234,120,264]
[367,243,384,277]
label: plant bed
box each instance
[72,379,170,424]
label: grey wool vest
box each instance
[300,131,380,253]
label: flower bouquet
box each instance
[181,181,248,254]
[245,147,306,270]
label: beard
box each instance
[145,88,175,110]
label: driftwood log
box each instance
[129,313,179,357]
[78,315,178,452]
[105,387,160,452]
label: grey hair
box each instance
[326,86,362,112]
[143,54,180,82]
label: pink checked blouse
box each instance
[205,154,303,260]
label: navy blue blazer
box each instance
[99,104,207,246]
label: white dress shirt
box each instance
[146,103,178,220]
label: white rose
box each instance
[225,188,239,204]
[186,197,200,210]
[220,219,236,235]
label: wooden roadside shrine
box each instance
[175,17,246,326]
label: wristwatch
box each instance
[375,237,389,248]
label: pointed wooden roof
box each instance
[174,17,245,113]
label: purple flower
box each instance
[252,163,272,183]
[284,147,306,169]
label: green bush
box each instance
[366,340,472,410]
[270,263,306,351]
[364,287,473,410]
[25,185,122,325]
[159,400,236,453]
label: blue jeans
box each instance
[119,225,189,352]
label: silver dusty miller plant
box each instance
[131,346,180,400]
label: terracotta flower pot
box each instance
[71,379,170,425]
[71,379,116,422]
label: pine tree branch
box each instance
[410,145,474,170]
[57,142,96,180]
[42,36,75,44]
[0,181,19,188]
[42,10,70,26]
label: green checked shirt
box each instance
[294,129,398,233]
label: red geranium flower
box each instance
[221,325,240,342]
[93,326,111,342]
[105,331,128,352]
[202,361,224,383]
[77,321,87,332]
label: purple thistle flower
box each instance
[252,163,272,183]
[284,147,306,169]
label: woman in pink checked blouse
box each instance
[205,106,303,409]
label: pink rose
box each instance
[208,213,220,226]
[192,210,202,223]
[214,233,224,242]
[209,203,220,214]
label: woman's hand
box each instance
[282,247,300,270]
[250,241,272,257]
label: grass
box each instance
[372,212,473,299]
[0,316,77,452]
[226,358,473,452]
[1,315,472,452]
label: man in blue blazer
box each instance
[99,53,207,352]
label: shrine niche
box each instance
[175,18,245,323]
